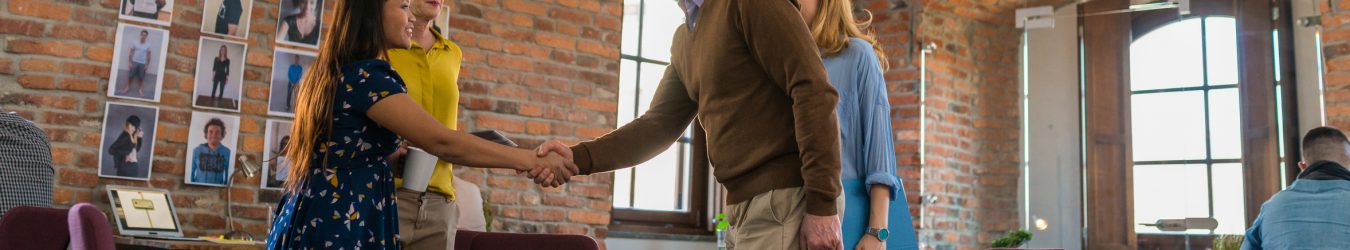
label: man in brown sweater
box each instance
[536,0,844,249]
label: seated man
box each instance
[1244,127,1350,249]
[0,109,54,219]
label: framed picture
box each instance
[184,111,240,187]
[267,48,316,117]
[118,0,175,27]
[200,0,254,39]
[274,0,325,48]
[98,102,160,181]
[192,37,248,112]
[262,119,293,190]
[107,23,170,102]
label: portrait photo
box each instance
[262,119,292,190]
[184,111,240,187]
[192,37,248,112]
[118,0,174,26]
[201,0,254,39]
[98,102,160,181]
[267,48,316,117]
[275,0,324,48]
[106,23,170,102]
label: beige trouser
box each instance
[397,189,460,250]
[726,187,846,250]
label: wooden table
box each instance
[114,236,265,250]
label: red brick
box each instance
[57,168,98,188]
[0,17,46,36]
[6,39,83,58]
[49,24,109,43]
[566,210,609,225]
[474,114,526,133]
[503,0,549,16]
[18,75,56,89]
[87,45,115,62]
[9,0,72,20]
[58,78,100,93]
[536,33,577,50]
[20,58,60,72]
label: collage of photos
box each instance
[98,103,160,181]
[262,120,293,190]
[106,23,170,102]
[100,0,318,189]
[192,37,248,112]
[184,112,240,187]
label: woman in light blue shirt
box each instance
[799,0,918,249]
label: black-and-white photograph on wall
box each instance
[98,102,160,181]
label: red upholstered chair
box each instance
[0,206,71,250]
[68,203,116,250]
[455,230,599,250]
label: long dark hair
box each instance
[283,0,397,191]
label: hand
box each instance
[530,140,577,187]
[527,152,576,188]
[134,129,143,139]
[855,234,883,250]
[800,214,843,250]
[387,142,409,176]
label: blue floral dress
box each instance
[267,59,406,249]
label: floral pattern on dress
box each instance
[267,59,408,250]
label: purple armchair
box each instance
[0,206,71,249]
[68,203,115,250]
[455,230,598,250]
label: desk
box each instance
[114,236,265,250]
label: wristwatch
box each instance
[865,227,890,241]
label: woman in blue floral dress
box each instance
[266,0,577,249]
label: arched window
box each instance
[1129,16,1246,235]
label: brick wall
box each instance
[856,1,1071,249]
[0,0,621,246]
[1323,1,1350,130]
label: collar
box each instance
[1298,161,1350,181]
[411,27,453,51]
[682,0,704,30]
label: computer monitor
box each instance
[105,185,184,238]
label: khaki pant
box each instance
[726,187,845,250]
[397,189,460,250]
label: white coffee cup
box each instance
[401,147,438,192]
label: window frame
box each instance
[609,0,713,235]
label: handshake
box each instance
[521,140,578,188]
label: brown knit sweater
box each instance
[571,0,842,216]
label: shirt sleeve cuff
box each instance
[864,173,901,201]
[570,144,595,175]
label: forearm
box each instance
[868,185,889,228]
[428,131,531,171]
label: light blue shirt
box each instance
[191,143,231,185]
[824,38,901,197]
[1243,179,1350,249]
[681,0,703,30]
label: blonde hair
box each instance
[806,0,889,70]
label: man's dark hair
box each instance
[1302,127,1350,163]
[140,30,149,35]
[204,118,226,137]
[126,115,142,130]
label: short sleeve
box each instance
[340,64,407,114]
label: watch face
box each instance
[877,228,890,240]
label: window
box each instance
[1129,17,1246,235]
[611,0,712,234]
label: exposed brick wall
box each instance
[1323,1,1350,130]
[856,1,1071,249]
[0,0,620,246]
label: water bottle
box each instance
[715,214,729,250]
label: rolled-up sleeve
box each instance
[856,45,901,201]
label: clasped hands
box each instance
[521,140,577,188]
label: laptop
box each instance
[105,185,205,241]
